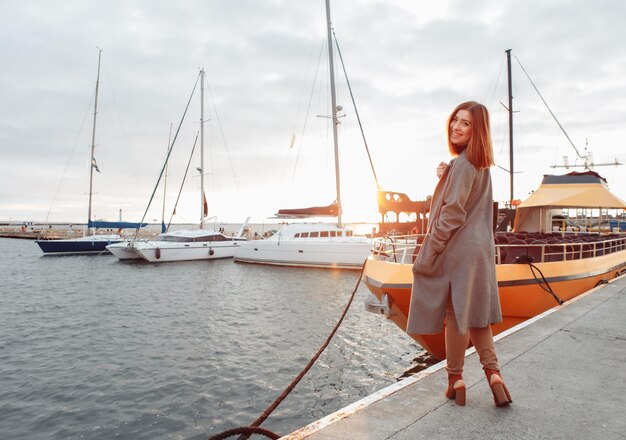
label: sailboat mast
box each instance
[200,69,205,230]
[325,0,342,227]
[506,49,514,204]
[87,49,102,235]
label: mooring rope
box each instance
[207,259,368,440]
[515,255,563,305]
[208,426,279,440]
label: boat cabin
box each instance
[155,230,244,243]
[495,171,626,264]
[513,172,626,234]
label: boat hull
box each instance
[134,241,241,262]
[36,235,122,256]
[234,240,372,270]
[364,250,626,360]
[106,242,142,260]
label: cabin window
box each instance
[320,231,329,237]
[310,232,319,238]
[294,233,300,238]
[330,231,336,237]
[162,235,194,242]
[301,232,309,238]
[195,234,228,242]
[346,230,352,237]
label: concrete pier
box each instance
[284,275,626,439]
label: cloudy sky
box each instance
[1,0,625,225]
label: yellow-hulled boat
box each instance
[365,171,626,360]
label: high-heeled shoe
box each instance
[445,373,466,406]
[485,368,512,407]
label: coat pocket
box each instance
[412,236,443,277]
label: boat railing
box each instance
[371,233,626,265]
[371,234,421,264]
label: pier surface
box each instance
[284,275,626,439]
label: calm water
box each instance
[0,238,429,439]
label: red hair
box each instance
[446,101,494,169]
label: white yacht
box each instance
[234,1,375,270]
[234,223,372,270]
[130,229,246,263]
[106,240,142,260]
[108,70,249,263]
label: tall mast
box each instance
[87,49,102,235]
[325,0,342,227]
[199,69,206,229]
[506,49,514,204]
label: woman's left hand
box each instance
[436,162,448,178]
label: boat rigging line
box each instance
[207,260,368,440]
[43,89,95,228]
[288,40,325,190]
[332,28,381,190]
[513,55,585,162]
[101,55,143,193]
[204,81,241,194]
[164,131,200,231]
[132,72,200,242]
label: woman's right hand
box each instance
[436,162,448,178]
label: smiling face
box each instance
[449,109,472,147]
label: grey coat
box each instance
[406,152,501,335]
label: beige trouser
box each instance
[445,298,500,375]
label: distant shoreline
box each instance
[0,220,379,240]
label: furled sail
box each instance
[275,201,339,219]
[88,220,148,229]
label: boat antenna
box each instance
[87,48,102,236]
[325,0,342,227]
[332,29,381,190]
[550,139,623,170]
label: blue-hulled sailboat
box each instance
[36,50,146,256]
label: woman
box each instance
[407,101,512,407]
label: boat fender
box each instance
[155,247,161,259]
[209,249,215,256]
